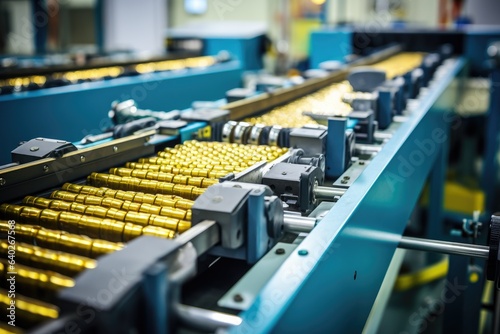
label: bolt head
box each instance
[212,195,223,203]
[30,146,39,152]
[233,294,244,302]
[275,248,285,255]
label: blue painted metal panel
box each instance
[464,29,500,75]
[0,62,242,165]
[143,262,169,333]
[325,117,347,179]
[310,29,352,69]
[229,58,465,334]
[204,36,264,71]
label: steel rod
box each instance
[399,236,490,259]
[314,186,346,200]
[174,304,242,331]
[283,214,316,233]
[355,144,382,155]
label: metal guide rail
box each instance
[0,47,490,333]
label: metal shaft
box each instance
[174,304,241,331]
[283,214,316,233]
[399,236,490,259]
[355,144,382,156]
[281,216,490,260]
[314,186,346,200]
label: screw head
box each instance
[281,171,287,175]
[43,165,49,172]
[233,294,244,302]
[80,155,86,163]
[343,176,350,180]
[275,248,285,255]
[30,146,39,152]
[341,179,348,184]
[212,195,223,203]
[0,178,5,186]
[359,161,365,165]
[113,146,118,153]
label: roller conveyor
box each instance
[0,49,439,332]
[243,52,425,128]
[0,139,290,332]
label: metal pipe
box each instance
[283,210,302,216]
[283,214,316,233]
[174,304,242,331]
[314,186,346,200]
[374,132,393,141]
[399,237,490,259]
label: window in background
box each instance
[184,0,208,15]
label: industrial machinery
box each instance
[0,34,266,167]
[0,29,500,334]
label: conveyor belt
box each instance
[0,140,287,331]
[0,51,426,331]
[0,56,218,95]
[244,53,424,128]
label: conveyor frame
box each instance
[229,58,466,333]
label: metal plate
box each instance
[218,242,298,311]
[332,159,370,188]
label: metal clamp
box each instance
[222,121,237,143]
[248,124,265,145]
[268,126,283,146]
[233,122,252,144]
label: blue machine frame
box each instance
[0,31,268,166]
[0,61,242,166]
[228,58,465,333]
